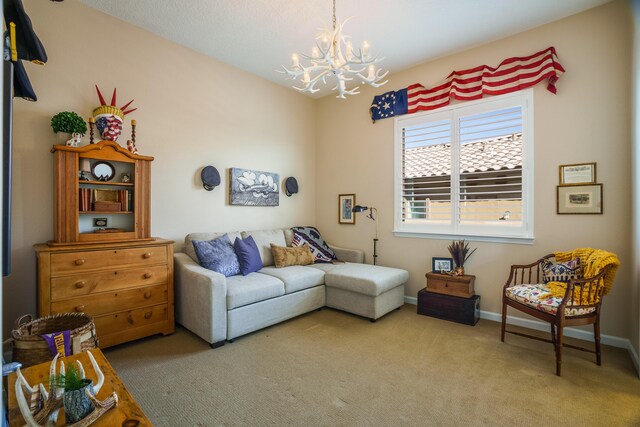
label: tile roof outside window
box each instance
[404,133,523,178]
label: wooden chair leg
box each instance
[555,324,564,376]
[550,323,556,346]
[594,316,602,366]
[501,297,507,342]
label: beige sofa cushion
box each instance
[226,272,285,309]
[325,263,409,296]
[241,229,287,267]
[259,266,325,294]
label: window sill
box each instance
[392,230,534,245]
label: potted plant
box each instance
[50,111,87,146]
[447,240,476,275]
[51,362,95,423]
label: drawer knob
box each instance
[74,281,85,289]
[144,312,152,320]
[144,291,152,299]
[143,272,152,279]
[75,305,85,312]
[445,283,449,287]
[74,259,85,266]
[143,253,152,259]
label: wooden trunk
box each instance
[425,272,475,298]
[417,289,480,326]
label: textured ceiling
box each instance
[77,0,612,99]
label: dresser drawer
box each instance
[50,265,168,301]
[51,284,167,316]
[50,246,168,275]
[94,304,168,337]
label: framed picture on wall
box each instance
[338,194,356,224]
[559,162,596,185]
[557,184,603,214]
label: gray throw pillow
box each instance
[192,234,241,277]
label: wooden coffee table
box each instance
[8,348,151,426]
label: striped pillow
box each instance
[541,258,582,283]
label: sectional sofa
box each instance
[174,229,409,347]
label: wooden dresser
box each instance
[35,239,174,348]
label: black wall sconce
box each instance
[352,205,378,265]
[285,177,298,197]
[201,166,220,191]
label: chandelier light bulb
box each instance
[362,40,370,56]
[278,0,389,98]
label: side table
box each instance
[8,348,151,426]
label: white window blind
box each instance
[394,90,533,241]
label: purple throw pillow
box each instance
[192,234,240,277]
[234,235,263,275]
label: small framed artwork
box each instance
[559,162,596,185]
[338,194,356,224]
[557,184,603,214]
[432,257,453,273]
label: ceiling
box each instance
[77,0,612,99]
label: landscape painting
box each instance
[229,168,279,206]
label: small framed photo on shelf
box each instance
[338,194,356,224]
[559,162,596,185]
[557,184,603,214]
[432,257,453,273]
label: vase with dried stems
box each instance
[447,240,476,275]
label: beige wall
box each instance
[316,0,632,338]
[631,0,640,372]
[2,0,317,334]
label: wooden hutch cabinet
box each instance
[35,140,174,348]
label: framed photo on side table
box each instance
[432,257,453,273]
[338,194,356,224]
[557,184,603,214]
[559,162,596,185]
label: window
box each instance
[394,90,533,242]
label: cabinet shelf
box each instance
[79,211,133,215]
[79,180,134,187]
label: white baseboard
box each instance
[404,296,639,374]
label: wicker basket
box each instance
[11,313,98,367]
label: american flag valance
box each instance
[370,47,565,122]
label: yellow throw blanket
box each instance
[544,248,620,304]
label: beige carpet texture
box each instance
[104,305,640,427]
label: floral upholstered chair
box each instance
[501,249,619,376]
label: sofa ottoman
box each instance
[324,263,409,321]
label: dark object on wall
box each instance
[4,0,47,64]
[201,166,220,191]
[417,289,480,326]
[284,177,298,196]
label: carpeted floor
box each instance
[104,305,640,426]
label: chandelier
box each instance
[280,0,388,99]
